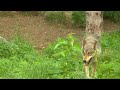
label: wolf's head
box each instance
[82,38,97,66]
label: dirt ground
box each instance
[0,14,120,51]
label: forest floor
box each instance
[0,14,120,51]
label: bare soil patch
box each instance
[0,14,119,50]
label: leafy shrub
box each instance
[44,11,66,24]
[72,11,85,28]
[1,29,120,79]
[103,11,120,22]
[97,29,120,79]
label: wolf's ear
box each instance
[94,41,97,50]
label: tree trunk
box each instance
[86,11,103,38]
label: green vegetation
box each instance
[44,11,66,24]
[103,11,120,22]
[43,11,120,27]
[97,29,120,78]
[0,34,84,79]
[1,11,120,27]
[0,29,120,79]
[0,11,14,17]
[43,11,86,28]
[0,11,120,79]
[72,11,86,28]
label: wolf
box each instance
[82,34,101,79]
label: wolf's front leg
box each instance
[84,65,90,79]
[91,62,97,79]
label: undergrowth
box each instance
[0,29,120,79]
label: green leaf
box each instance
[53,44,60,50]
[52,51,66,57]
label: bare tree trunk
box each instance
[86,11,103,38]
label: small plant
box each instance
[42,33,84,78]
[43,33,81,59]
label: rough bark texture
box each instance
[86,11,103,38]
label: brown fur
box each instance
[82,34,101,79]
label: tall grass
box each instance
[0,34,84,79]
[97,29,120,79]
[0,29,120,79]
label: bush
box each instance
[44,11,120,28]
[44,11,66,24]
[0,36,38,60]
[44,11,86,28]
[0,34,84,79]
[72,11,86,28]
[1,29,120,79]
[103,11,120,22]
[42,33,84,79]
[97,29,120,79]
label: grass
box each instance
[97,29,120,79]
[0,29,120,79]
[0,33,84,79]
[0,11,120,79]
[44,11,66,24]
[0,11,15,17]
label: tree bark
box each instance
[86,11,103,38]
